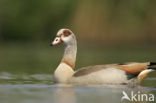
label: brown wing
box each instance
[73,62,149,77]
[116,62,148,75]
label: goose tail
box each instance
[148,62,156,66]
[148,62,156,70]
[137,62,156,84]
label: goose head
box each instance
[51,29,76,46]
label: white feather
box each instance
[54,63,74,83]
[69,68,127,85]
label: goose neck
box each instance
[61,42,77,69]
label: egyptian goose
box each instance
[50,29,156,85]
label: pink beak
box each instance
[50,37,62,46]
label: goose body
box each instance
[51,29,156,85]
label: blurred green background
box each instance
[0,0,156,75]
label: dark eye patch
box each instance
[63,30,71,37]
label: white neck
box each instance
[54,36,77,83]
[61,40,77,69]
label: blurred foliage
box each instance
[0,0,77,42]
[0,0,156,47]
[72,0,156,47]
[0,0,156,75]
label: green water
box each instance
[0,43,156,103]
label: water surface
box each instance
[0,72,156,103]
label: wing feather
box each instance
[73,62,149,77]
